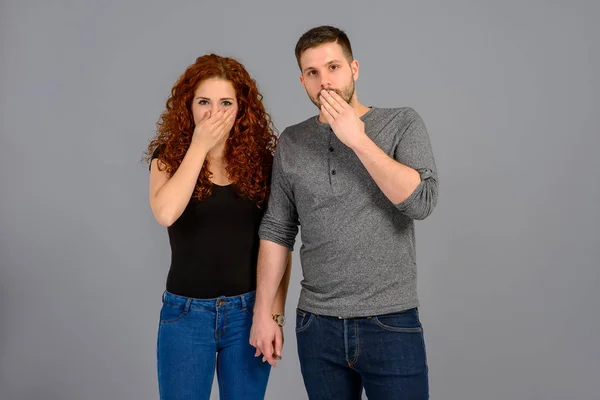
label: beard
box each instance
[307,79,355,109]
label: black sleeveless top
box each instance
[151,152,265,298]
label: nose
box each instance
[319,72,332,89]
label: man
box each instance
[250,25,438,399]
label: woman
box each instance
[144,54,291,400]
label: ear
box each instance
[351,59,359,81]
[299,74,304,85]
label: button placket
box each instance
[327,128,342,193]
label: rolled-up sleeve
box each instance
[393,109,439,220]
[258,136,299,250]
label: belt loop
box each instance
[162,291,166,302]
[183,298,192,314]
[241,293,247,309]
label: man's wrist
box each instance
[272,313,286,327]
[350,132,376,156]
[348,130,370,151]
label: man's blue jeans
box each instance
[296,307,429,399]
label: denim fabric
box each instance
[157,290,270,400]
[296,307,428,399]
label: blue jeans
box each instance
[157,290,270,400]
[296,307,429,399]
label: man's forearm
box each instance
[271,251,292,315]
[351,135,421,204]
[254,240,290,319]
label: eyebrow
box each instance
[194,96,235,101]
[303,59,343,74]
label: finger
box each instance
[249,336,257,350]
[320,90,343,113]
[265,356,276,368]
[261,354,276,366]
[319,90,336,109]
[201,111,211,123]
[262,342,276,367]
[195,111,211,126]
[207,108,227,125]
[221,108,236,126]
[320,104,334,124]
[326,90,351,109]
[274,330,283,358]
[213,108,234,129]
[228,108,237,120]
[226,109,237,128]
[256,341,269,358]
[215,109,235,134]
[321,101,338,119]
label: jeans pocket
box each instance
[295,308,315,333]
[159,304,188,325]
[373,308,423,332]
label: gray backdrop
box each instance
[1,0,598,399]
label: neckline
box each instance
[211,182,233,188]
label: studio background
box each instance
[1,1,598,399]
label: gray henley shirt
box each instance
[258,107,438,317]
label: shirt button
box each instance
[329,147,334,152]
[331,170,336,175]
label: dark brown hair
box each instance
[294,25,353,70]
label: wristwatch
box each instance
[272,313,286,327]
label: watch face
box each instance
[277,315,285,325]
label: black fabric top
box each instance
[151,150,264,298]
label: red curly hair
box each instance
[144,54,277,207]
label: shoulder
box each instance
[368,106,421,122]
[151,144,166,159]
[149,144,167,171]
[279,115,318,142]
[367,107,426,135]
